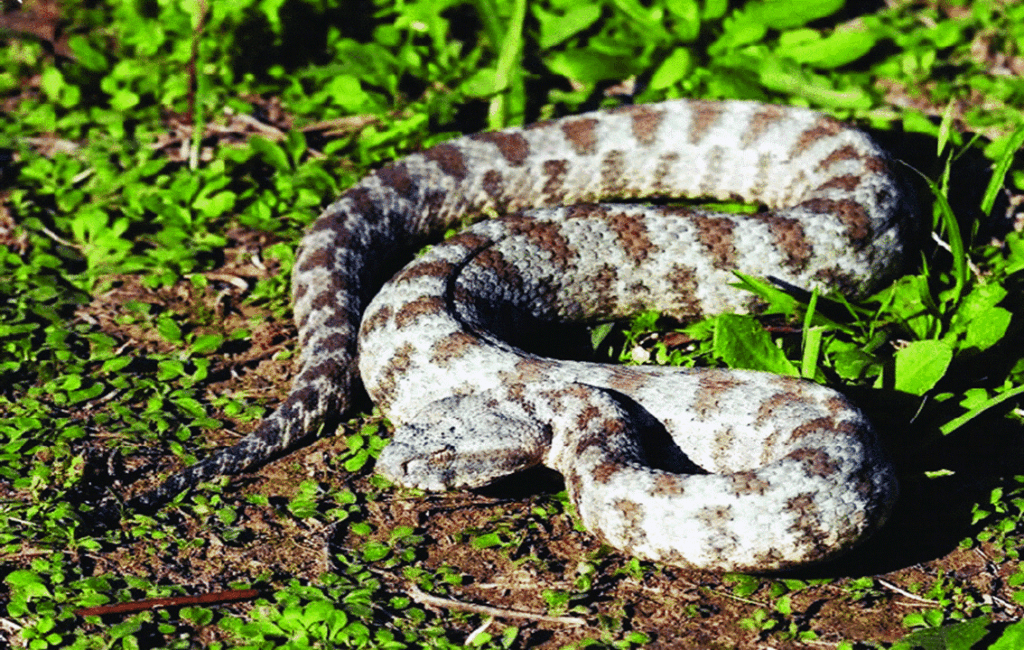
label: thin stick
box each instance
[76,588,260,617]
[407,585,586,626]
[877,579,940,605]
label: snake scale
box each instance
[121,100,917,571]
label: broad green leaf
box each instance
[746,0,844,30]
[650,48,694,90]
[545,50,639,83]
[249,136,292,173]
[666,0,701,41]
[324,75,370,112]
[891,340,953,396]
[891,616,990,650]
[712,314,797,375]
[775,27,879,68]
[533,4,602,49]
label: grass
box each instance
[1,0,1023,648]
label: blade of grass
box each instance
[939,383,1024,435]
[901,162,968,308]
[800,288,822,380]
[980,121,1024,217]
[487,0,527,130]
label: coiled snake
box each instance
[127,100,916,571]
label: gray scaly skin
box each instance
[116,100,915,571]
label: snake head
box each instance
[375,393,551,491]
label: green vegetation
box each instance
[1,0,1022,648]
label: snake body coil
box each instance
[131,100,916,571]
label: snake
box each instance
[120,99,917,571]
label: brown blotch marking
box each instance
[652,152,681,192]
[729,470,771,496]
[709,427,741,470]
[471,131,530,166]
[752,213,812,271]
[560,117,599,155]
[592,461,620,485]
[825,395,855,417]
[605,367,652,395]
[798,197,872,245]
[629,105,664,145]
[371,341,416,409]
[583,262,620,319]
[605,210,654,264]
[421,186,450,221]
[754,391,805,426]
[512,358,549,383]
[565,203,606,220]
[688,101,726,145]
[785,491,830,556]
[444,230,494,253]
[788,447,840,477]
[696,504,733,527]
[394,296,446,328]
[746,152,774,201]
[750,547,787,569]
[863,156,892,175]
[791,416,836,440]
[429,331,478,367]
[393,259,458,284]
[815,144,862,171]
[306,285,341,323]
[482,169,504,199]
[652,473,685,497]
[694,215,737,269]
[295,246,334,275]
[600,150,628,195]
[614,498,645,526]
[741,104,788,148]
[666,264,701,317]
[790,115,847,157]
[423,143,468,180]
[375,161,415,195]
[505,219,577,269]
[474,247,527,294]
[813,265,860,295]
[575,403,609,434]
[697,146,726,198]
[815,174,862,192]
[852,463,883,499]
[542,159,569,201]
[693,374,743,420]
[360,304,392,335]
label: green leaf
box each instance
[712,314,798,375]
[189,334,224,355]
[650,48,694,90]
[533,4,602,49]
[740,0,844,30]
[891,616,990,650]
[545,50,639,83]
[249,136,292,173]
[775,26,879,68]
[891,340,953,396]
